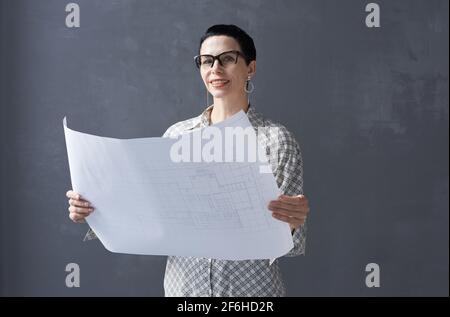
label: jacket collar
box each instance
[199,103,258,127]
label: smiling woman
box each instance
[66,24,310,297]
[162,24,310,297]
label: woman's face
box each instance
[199,35,256,100]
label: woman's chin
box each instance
[210,91,231,99]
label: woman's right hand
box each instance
[66,190,94,223]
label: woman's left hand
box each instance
[268,194,310,231]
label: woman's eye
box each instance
[223,56,234,63]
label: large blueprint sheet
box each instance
[63,111,293,260]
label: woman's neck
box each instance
[210,95,249,124]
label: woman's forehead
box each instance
[200,35,240,55]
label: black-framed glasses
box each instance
[194,50,245,69]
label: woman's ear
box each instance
[247,60,256,78]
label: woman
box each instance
[66,24,310,296]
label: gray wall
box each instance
[0,0,448,296]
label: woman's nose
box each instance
[210,59,223,72]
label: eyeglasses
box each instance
[194,50,245,69]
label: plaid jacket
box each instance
[83,104,307,296]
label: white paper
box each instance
[63,111,294,260]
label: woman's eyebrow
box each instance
[200,49,235,56]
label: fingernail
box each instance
[89,208,94,212]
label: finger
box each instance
[68,205,93,215]
[289,219,305,228]
[270,208,307,221]
[269,201,309,216]
[68,198,92,208]
[268,204,301,217]
[69,212,87,223]
[268,200,304,212]
[272,213,305,227]
[271,212,292,224]
[66,190,83,200]
[69,213,87,223]
[277,194,308,206]
[72,216,86,224]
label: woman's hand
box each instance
[268,194,310,231]
[66,190,94,223]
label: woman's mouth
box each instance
[210,79,230,88]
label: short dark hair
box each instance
[198,24,256,65]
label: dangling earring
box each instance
[245,76,254,93]
[206,88,209,108]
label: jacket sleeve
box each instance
[274,131,307,257]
